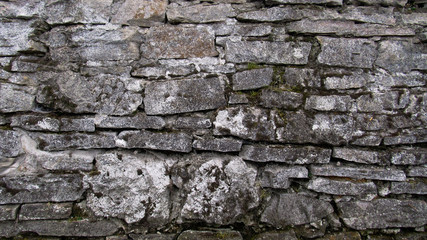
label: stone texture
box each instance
[232,68,273,91]
[117,130,192,153]
[305,95,352,112]
[0,174,84,204]
[193,138,242,152]
[167,4,236,23]
[229,93,249,104]
[19,203,73,220]
[144,78,226,115]
[310,165,406,181]
[341,6,396,25]
[358,0,407,7]
[11,115,60,132]
[84,152,172,225]
[0,83,35,113]
[391,181,427,195]
[261,193,334,227]
[60,117,95,132]
[308,178,377,198]
[324,72,368,90]
[333,148,383,164]
[317,37,377,68]
[141,26,217,59]
[225,40,311,64]
[130,234,176,240]
[33,132,116,151]
[178,155,259,225]
[267,0,342,5]
[174,117,212,129]
[0,130,22,158]
[252,230,298,240]
[240,144,331,164]
[391,148,427,165]
[260,89,304,110]
[0,205,18,221]
[95,113,165,130]
[401,13,427,26]
[338,199,427,230]
[37,151,95,172]
[261,165,308,189]
[284,68,320,88]
[376,40,427,72]
[111,0,168,26]
[236,7,306,22]
[318,232,362,240]
[177,230,242,240]
[408,167,427,177]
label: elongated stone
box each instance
[252,230,298,240]
[305,95,352,112]
[310,165,406,181]
[332,148,383,164]
[167,3,236,23]
[0,83,34,113]
[391,148,427,165]
[177,230,242,240]
[33,132,116,151]
[60,117,95,132]
[358,0,407,7]
[341,6,396,25]
[260,89,303,110]
[261,165,308,189]
[391,181,427,195]
[111,0,167,26]
[193,138,242,152]
[308,178,377,198]
[267,0,342,5]
[95,113,165,130]
[232,68,273,91]
[236,7,304,22]
[174,117,211,129]
[408,167,427,177]
[11,115,60,132]
[45,0,112,25]
[324,72,368,90]
[19,203,73,220]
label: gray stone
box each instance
[60,117,95,132]
[144,78,226,115]
[358,0,407,7]
[318,232,362,240]
[317,37,377,68]
[111,0,167,26]
[232,68,273,91]
[117,130,192,153]
[174,117,212,129]
[284,68,320,88]
[261,193,333,227]
[178,155,259,225]
[267,0,342,5]
[0,83,35,113]
[79,43,140,62]
[225,40,311,64]
[213,107,281,141]
[215,24,273,37]
[408,167,427,177]
[131,67,166,79]
[356,94,384,112]
[333,148,383,164]
[229,93,249,104]
[351,135,383,146]
[95,113,165,130]
[141,26,217,59]
[310,165,406,181]
[38,151,95,172]
[0,205,18,221]
[11,115,60,132]
[261,165,308,189]
[0,220,119,238]
[236,7,303,22]
[34,132,116,151]
[354,114,388,131]
[341,6,396,25]
[391,148,427,165]
[84,152,172,225]
[0,174,84,204]
[305,95,352,112]
[240,144,331,164]
[396,233,427,240]
[11,58,43,73]
[391,181,427,195]
[167,3,236,23]
[193,138,242,152]
[308,178,377,198]
[376,40,427,72]
[384,135,417,145]
[177,230,242,240]
[20,203,72,220]
[252,230,298,240]
[130,234,176,240]
[0,0,45,19]
[338,199,427,230]
[260,89,304,110]
[0,130,23,158]
[324,72,368,90]
[401,13,427,26]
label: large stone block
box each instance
[95,113,165,130]
[338,199,427,230]
[310,165,406,181]
[261,165,308,189]
[144,78,226,115]
[260,89,303,110]
[0,205,18,221]
[0,83,35,113]
[236,7,306,22]
[193,138,242,152]
[141,26,217,59]
[11,114,61,132]
[324,72,368,90]
[225,40,311,64]
[232,68,273,91]
[332,147,384,164]
[0,130,23,158]
[305,95,352,112]
[391,148,427,165]
[33,132,116,151]
[408,166,427,177]
[36,151,95,172]
[376,40,427,72]
[111,0,167,26]
[341,6,396,25]
[167,3,236,23]
[391,181,427,195]
[308,178,377,199]
[19,203,73,220]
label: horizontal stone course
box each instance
[19,203,73,220]
[310,165,406,181]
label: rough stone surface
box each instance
[260,89,304,110]
[95,113,165,130]
[391,148,427,165]
[268,0,342,5]
[318,232,362,240]
[338,199,427,230]
[391,181,427,195]
[33,132,116,151]
[0,19,45,56]
[19,203,72,220]
[232,68,273,91]
[111,0,168,26]
[252,230,298,240]
[0,83,35,113]
[358,0,407,6]
[167,4,236,23]
[305,95,352,112]
[308,178,377,199]
[0,130,23,158]
[324,72,368,90]
[0,205,18,221]
[130,234,176,240]
[177,230,242,240]
[144,78,226,115]
[310,165,406,181]
[261,193,334,227]
[11,115,60,132]
[408,167,427,177]
[193,138,242,152]
[261,165,308,189]
[376,40,427,72]
[174,117,212,129]
[332,148,383,164]
[284,68,320,88]
[60,117,95,132]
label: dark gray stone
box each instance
[333,147,383,164]
[144,78,226,115]
[111,0,168,26]
[0,130,23,158]
[358,0,407,6]
[232,68,273,91]
[95,113,165,130]
[0,205,18,221]
[267,0,342,5]
[338,199,427,230]
[11,115,60,132]
[167,3,236,23]
[19,203,73,220]
[229,93,249,104]
[33,132,116,151]
[130,233,176,240]
[318,232,362,240]
[384,135,417,145]
[261,193,333,227]
[0,83,35,113]
[308,178,377,199]
[117,130,192,153]
[351,135,383,146]
[215,24,273,37]
[305,95,352,112]
[174,117,212,129]
[225,40,311,64]
[240,144,331,164]
[261,165,308,189]
[252,230,298,240]
[317,37,377,68]
[310,165,406,181]
[0,174,84,204]
[283,68,320,88]
[391,148,427,165]
[260,89,304,110]
[60,117,95,132]
[376,40,427,72]
[408,167,427,177]
[193,138,242,152]
[177,230,242,240]
[354,114,388,131]
[391,181,427,195]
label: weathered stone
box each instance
[338,199,427,230]
[0,174,84,204]
[33,132,116,151]
[117,130,192,153]
[356,94,384,112]
[215,24,273,37]
[193,138,242,152]
[60,117,95,132]
[38,151,95,172]
[391,148,427,165]
[0,220,119,238]
[284,68,320,88]
[177,230,242,240]
[261,193,334,227]
[261,165,308,189]
[167,3,236,23]
[226,40,311,64]
[310,165,406,181]
[355,114,388,131]
[0,83,35,113]
[318,232,362,240]
[333,148,383,164]
[0,205,18,221]
[236,7,303,22]
[11,58,43,73]
[130,234,176,240]
[232,68,273,91]
[229,93,249,104]
[308,178,377,199]
[351,135,383,146]
[141,26,217,59]
[324,72,368,90]
[79,42,140,62]
[240,144,331,164]
[295,220,328,239]
[0,0,45,19]
[20,203,72,220]
[396,233,427,240]
[95,113,165,130]
[0,130,23,158]
[341,6,396,25]
[252,230,298,240]
[178,155,259,225]
[111,0,167,26]
[384,135,417,145]
[358,0,407,7]
[401,13,427,26]
[391,181,427,195]
[144,78,226,115]
[408,167,427,177]
[267,0,342,5]
[376,40,427,72]
[174,117,212,129]
[317,37,377,68]
[84,152,172,225]
[11,115,60,132]
[305,95,352,112]
[260,89,304,110]
[213,107,281,141]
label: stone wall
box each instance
[0,0,426,239]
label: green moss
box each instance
[247,62,262,70]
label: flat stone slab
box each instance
[332,147,383,164]
[95,113,165,130]
[261,165,308,189]
[33,132,116,151]
[376,40,427,72]
[305,95,352,112]
[391,181,427,195]
[232,68,273,91]
[111,0,168,27]
[391,148,427,165]
[0,83,35,113]
[19,203,72,220]
[268,0,342,5]
[144,78,226,115]
[0,130,23,158]
[260,89,303,110]
[193,138,243,152]
[308,177,377,199]
[177,230,242,240]
[167,3,236,23]
[0,205,18,221]
[310,165,406,181]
